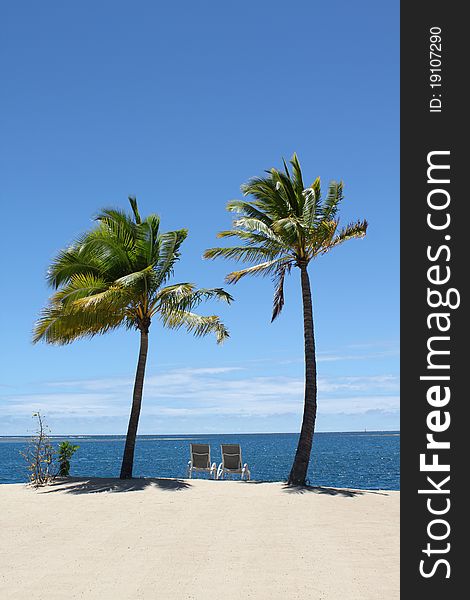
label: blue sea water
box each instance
[0,431,399,489]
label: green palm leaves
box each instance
[34,197,232,344]
[204,153,368,321]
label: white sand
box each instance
[0,478,399,599]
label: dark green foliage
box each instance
[57,441,79,477]
[33,196,232,344]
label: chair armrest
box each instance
[242,463,251,481]
[210,462,217,479]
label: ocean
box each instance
[0,431,399,489]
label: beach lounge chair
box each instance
[216,444,251,480]
[187,444,217,479]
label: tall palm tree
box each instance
[34,197,232,479]
[204,154,367,486]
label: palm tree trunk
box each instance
[120,327,149,479]
[288,263,318,486]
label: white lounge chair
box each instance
[187,443,217,479]
[217,444,251,480]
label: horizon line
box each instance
[0,429,401,438]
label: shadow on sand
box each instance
[282,485,390,497]
[241,480,384,496]
[39,477,192,495]
[36,478,391,497]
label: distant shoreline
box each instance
[0,430,400,439]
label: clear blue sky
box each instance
[0,1,399,435]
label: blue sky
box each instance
[0,1,399,435]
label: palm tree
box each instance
[204,154,367,486]
[34,197,232,479]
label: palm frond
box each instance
[135,214,161,267]
[225,257,289,284]
[321,219,368,254]
[312,219,338,254]
[217,227,286,250]
[153,282,195,303]
[155,284,232,314]
[319,181,343,222]
[159,309,229,344]
[241,177,291,219]
[271,262,292,322]
[272,216,303,239]
[82,225,135,273]
[46,244,102,289]
[128,196,142,224]
[226,200,273,226]
[33,303,125,345]
[71,285,132,311]
[94,208,138,251]
[302,177,321,226]
[204,245,281,263]
[231,217,280,239]
[112,265,158,295]
[290,153,305,198]
[152,229,188,288]
[51,273,110,306]
[270,168,300,215]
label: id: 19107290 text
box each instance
[429,26,443,113]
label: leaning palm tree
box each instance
[204,154,367,486]
[34,197,232,479]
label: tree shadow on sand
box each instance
[238,481,386,497]
[38,477,192,495]
[281,485,389,497]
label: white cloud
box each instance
[319,395,399,415]
[317,350,399,362]
[317,374,399,393]
[1,366,399,422]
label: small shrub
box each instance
[21,412,56,487]
[57,441,79,476]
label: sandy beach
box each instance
[0,478,399,599]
